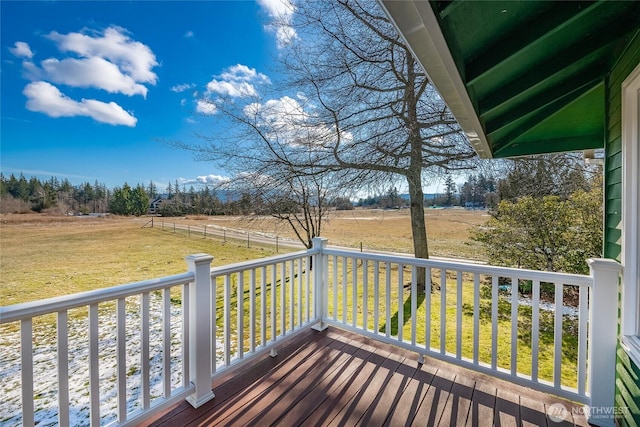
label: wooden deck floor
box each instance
[144,328,590,427]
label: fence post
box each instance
[587,258,623,427]
[311,237,329,331]
[185,253,215,408]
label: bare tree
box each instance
[183,91,359,248]
[181,0,476,269]
[229,165,341,249]
[272,0,477,262]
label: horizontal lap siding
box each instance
[607,30,640,427]
[616,347,640,427]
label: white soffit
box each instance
[379,0,493,159]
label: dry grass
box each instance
[180,207,489,260]
[0,214,279,305]
[0,208,488,305]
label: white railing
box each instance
[0,249,319,427]
[0,271,194,427]
[0,238,621,426]
[310,237,621,427]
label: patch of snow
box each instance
[518,294,579,317]
[0,293,232,426]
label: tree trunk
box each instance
[405,52,429,288]
[406,169,429,290]
[407,174,428,260]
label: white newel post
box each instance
[311,237,329,331]
[587,258,623,427]
[185,253,215,408]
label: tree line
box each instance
[0,173,252,216]
[0,174,111,215]
[0,173,351,217]
[0,171,499,215]
[355,174,499,209]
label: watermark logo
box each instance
[548,403,569,422]
[547,403,630,423]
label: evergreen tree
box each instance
[147,181,158,199]
[380,187,403,208]
[15,174,30,201]
[444,175,457,206]
[130,184,150,216]
[109,184,133,215]
[0,174,7,197]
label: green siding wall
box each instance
[605,30,640,427]
[616,347,640,426]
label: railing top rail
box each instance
[0,272,194,324]
[210,248,319,277]
[322,246,593,286]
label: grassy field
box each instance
[1,208,486,304]
[320,256,581,388]
[164,207,489,259]
[0,214,280,305]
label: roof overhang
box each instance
[379,0,640,159]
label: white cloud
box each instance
[180,174,230,186]
[257,0,297,49]
[13,26,158,126]
[23,81,137,127]
[234,171,274,188]
[244,95,306,127]
[205,64,270,98]
[171,83,195,93]
[219,64,270,84]
[274,25,297,49]
[21,60,42,81]
[184,31,195,38]
[196,100,217,115]
[244,95,351,148]
[46,26,158,84]
[41,57,148,97]
[257,0,292,18]
[9,41,33,59]
[206,80,259,98]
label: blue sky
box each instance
[1,0,293,191]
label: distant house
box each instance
[148,196,169,215]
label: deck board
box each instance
[384,362,436,426]
[413,366,456,425]
[439,374,475,426]
[143,328,589,427]
[466,381,497,427]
